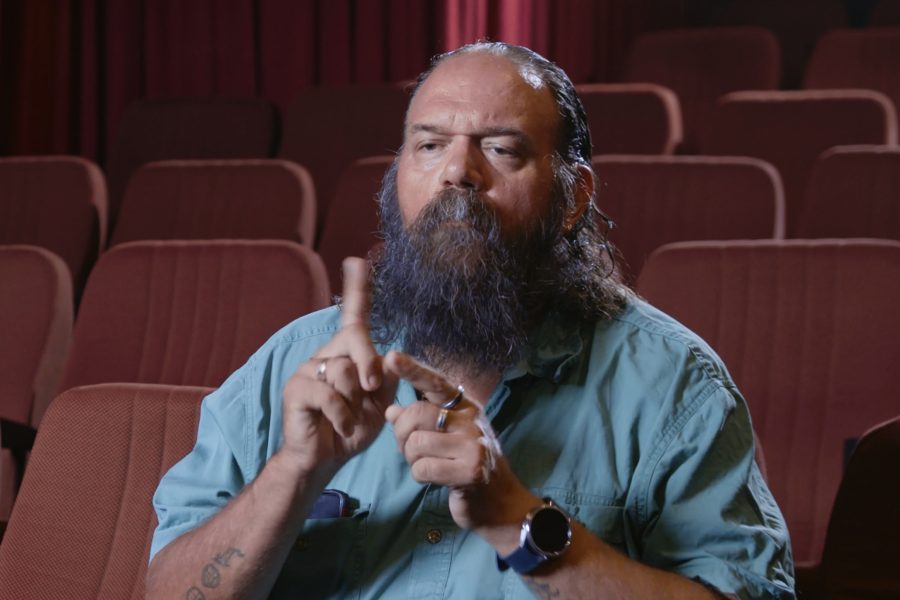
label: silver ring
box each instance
[440,385,465,410]
[315,360,328,382]
[436,408,449,432]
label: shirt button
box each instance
[425,528,443,544]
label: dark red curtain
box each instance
[1,0,692,161]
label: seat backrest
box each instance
[0,156,107,298]
[0,246,72,426]
[279,84,408,235]
[636,239,900,563]
[106,98,276,227]
[804,28,900,139]
[625,27,780,153]
[0,383,210,600]
[711,0,847,87]
[111,159,316,247]
[59,240,330,392]
[819,415,900,599]
[576,83,682,155]
[593,155,785,281]
[797,145,900,239]
[317,156,391,292]
[701,90,898,236]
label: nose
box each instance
[440,138,485,191]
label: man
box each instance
[146,43,794,599]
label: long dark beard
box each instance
[370,181,558,375]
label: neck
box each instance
[445,365,503,409]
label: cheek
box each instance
[396,157,429,226]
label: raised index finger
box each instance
[341,257,370,329]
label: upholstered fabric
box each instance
[0,156,107,297]
[625,27,780,153]
[636,239,900,563]
[818,415,900,599]
[798,145,900,239]
[593,155,785,281]
[701,90,898,236]
[804,28,900,140]
[0,383,210,600]
[60,240,330,392]
[317,155,391,292]
[279,84,408,234]
[106,98,276,226]
[576,83,683,155]
[112,159,316,247]
[0,245,72,521]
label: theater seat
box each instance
[701,90,898,236]
[106,98,276,227]
[797,145,900,239]
[625,27,780,153]
[636,239,900,564]
[279,84,408,235]
[111,159,316,247]
[0,246,72,521]
[59,240,330,392]
[0,156,107,298]
[813,415,900,599]
[0,383,210,599]
[805,28,900,139]
[593,155,784,281]
[575,83,683,155]
[317,156,391,292]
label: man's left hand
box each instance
[382,351,538,548]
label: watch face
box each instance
[529,506,571,554]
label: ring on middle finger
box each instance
[435,408,450,432]
[440,385,465,410]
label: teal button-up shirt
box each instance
[151,298,795,599]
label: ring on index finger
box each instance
[315,359,328,382]
[440,385,465,410]
[435,408,450,432]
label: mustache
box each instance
[409,187,499,238]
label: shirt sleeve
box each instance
[637,383,796,599]
[149,370,250,563]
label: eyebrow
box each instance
[407,123,531,145]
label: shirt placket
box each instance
[406,483,457,599]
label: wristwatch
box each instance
[497,498,573,574]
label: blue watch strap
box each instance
[497,542,546,574]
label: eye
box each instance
[417,140,443,153]
[484,142,522,161]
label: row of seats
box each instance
[5,140,898,301]
[1,239,898,598]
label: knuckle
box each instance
[411,460,432,483]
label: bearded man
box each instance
[146,42,795,600]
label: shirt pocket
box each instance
[271,503,370,599]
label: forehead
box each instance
[405,52,560,147]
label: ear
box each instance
[562,163,594,233]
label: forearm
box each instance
[145,452,332,600]
[483,519,721,600]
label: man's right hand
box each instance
[279,257,397,479]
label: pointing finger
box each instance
[341,257,370,330]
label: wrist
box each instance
[472,489,542,555]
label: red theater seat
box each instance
[106,98,276,227]
[0,246,72,520]
[112,159,316,247]
[701,90,898,236]
[59,240,330,392]
[279,84,408,234]
[0,156,107,297]
[637,239,900,564]
[625,27,780,153]
[593,155,784,281]
[798,145,900,240]
[575,83,683,155]
[0,383,210,599]
[317,156,391,293]
[805,28,900,139]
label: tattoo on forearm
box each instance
[525,579,561,599]
[185,546,245,597]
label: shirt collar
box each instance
[504,310,587,384]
